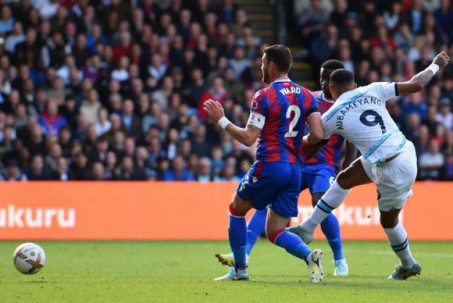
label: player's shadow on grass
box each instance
[250,274,427,290]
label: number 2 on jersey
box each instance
[360,110,386,134]
[284,105,301,138]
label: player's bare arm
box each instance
[301,139,328,160]
[303,112,324,145]
[397,51,450,94]
[203,99,261,147]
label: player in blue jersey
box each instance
[204,45,325,282]
[215,60,357,276]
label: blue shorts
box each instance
[300,163,337,194]
[236,161,301,218]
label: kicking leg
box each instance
[381,209,421,280]
[313,192,348,276]
[290,158,371,242]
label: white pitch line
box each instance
[343,249,453,259]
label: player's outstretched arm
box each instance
[397,51,450,95]
[204,99,261,147]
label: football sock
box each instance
[301,181,350,233]
[246,209,267,255]
[269,229,312,264]
[384,222,416,269]
[320,213,344,261]
[228,203,247,271]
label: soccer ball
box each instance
[13,243,46,274]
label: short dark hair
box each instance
[321,59,345,70]
[263,45,292,73]
[330,69,354,86]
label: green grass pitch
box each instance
[1,241,452,302]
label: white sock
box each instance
[384,222,416,269]
[301,181,350,232]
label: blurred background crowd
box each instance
[0,0,452,181]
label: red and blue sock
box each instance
[268,229,312,264]
[246,209,267,255]
[321,213,344,261]
[228,203,247,271]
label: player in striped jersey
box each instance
[215,60,357,276]
[205,45,325,282]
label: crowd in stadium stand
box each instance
[0,0,452,181]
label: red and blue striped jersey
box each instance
[301,91,344,171]
[250,78,319,164]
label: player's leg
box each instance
[380,208,420,280]
[215,208,267,267]
[302,166,347,275]
[309,166,347,272]
[312,191,347,275]
[378,144,420,280]
[290,157,372,243]
[267,164,324,283]
[215,161,274,280]
[266,208,324,283]
[215,193,252,281]
[246,208,267,255]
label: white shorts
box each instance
[360,141,418,212]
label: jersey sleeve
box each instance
[304,90,320,118]
[321,115,332,139]
[247,89,268,129]
[371,82,399,101]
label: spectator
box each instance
[0,160,27,181]
[423,105,441,135]
[163,155,194,181]
[113,31,133,61]
[114,156,146,180]
[91,162,108,181]
[26,123,47,157]
[436,98,453,130]
[38,98,68,136]
[5,22,25,54]
[433,0,453,43]
[297,0,329,48]
[311,24,339,67]
[121,99,142,138]
[147,53,167,81]
[383,1,402,33]
[406,0,426,35]
[80,88,101,124]
[228,47,252,79]
[45,142,62,172]
[111,56,130,82]
[198,76,229,119]
[27,154,50,180]
[0,5,14,34]
[195,157,214,181]
[214,161,240,181]
[419,139,445,180]
[51,157,72,181]
[71,153,89,180]
[95,107,112,137]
